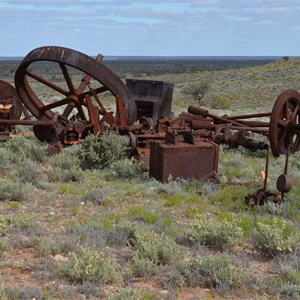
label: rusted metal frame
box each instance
[87,84,107,115]
[225,112,272,120]
[76,54,103,94]
[0,112,59,126]
[116,95,127,127]
[85,95,100,134]
[25,70,69,96]
[188,105,261,128]
[231,120,270,127]
[263,147,270,190]
[188,105,272,131]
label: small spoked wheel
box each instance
[269,89,300,157]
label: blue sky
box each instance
[1,0,299,57]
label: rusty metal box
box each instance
[149,140,219,182]
[125,79,174,123]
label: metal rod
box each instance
[0,112,59,126]
[281,145,291,201]
[263,146,270,190]
[226,112,272,120]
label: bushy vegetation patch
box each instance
[128,206,161,224]
[180,254,250,293]
[0,180,30,202]
[63,247,122,284]
[79,133,128,169]
[252,218,299,258]
[5,136,47,162]
[48,146,83,182]
[108,158,145,180]
[189,214,243,250]
[0,216,11,236]
[131,231,182,267]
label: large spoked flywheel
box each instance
[14,46,137,127]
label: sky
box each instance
[0,0,299,57]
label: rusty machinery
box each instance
[0,46,299,205]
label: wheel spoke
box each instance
[79,86,109,99]
[285,102,289,119]
[278,119,288,128]
[39,97,71,113]
[25,70,69,96]
[62,102,76,118]
[59,63,76,94]
[278,128,288,149]
[290,104,299,120]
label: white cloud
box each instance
[0,0,299,56]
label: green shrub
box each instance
[15,159,44,186]
[252,218,299,257]
[107,288,155,300]
[165,194,182,207]
[0,287,43,300]
[0,180,30,202]
[5,136,47,162]
[208,94,231,109]
[9,214,43,236]
[109,158,145,179]
[280,284,300,298]
[0,146,12,169]
[48,148,83,182]
[79,133,128,169]
[63,247,122,284]
[132,255,160,277]
[274,253,300,286]
[132,231,182,266]
[189,214,243,250]
[181,254,249,292]
[0,239,12,254]
[0,216,11,236]
[81,185,110,205]
[128,206,160,224]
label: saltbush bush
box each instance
[79,133,128,169]
[252,218,299,258]
[0,146,12,170]
[189,214,243,250]
[0,180,30,202]
[48,147,83,182]
[5,136,47,162]
[15,159,44,186]
[63,247,122,284]
[180,254,249,292]
[109,158,145,179]
[0,216,11,236]
[132,231,182,266]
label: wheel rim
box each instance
[270,89,300,156]
[14,46,137,126]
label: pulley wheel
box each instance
[269,89,300,157]
[14,46,137,127]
